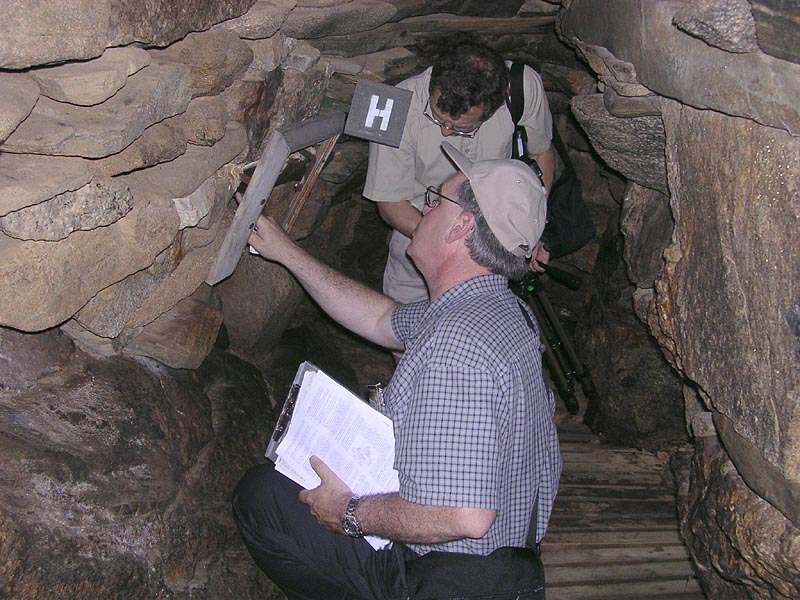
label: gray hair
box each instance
[455,180,529,280]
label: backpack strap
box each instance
[508,62,525,125]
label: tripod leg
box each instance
[532,287,596,405]
[526,293,580,415]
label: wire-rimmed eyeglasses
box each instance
[422,100,481,138]
[424,186,462,209]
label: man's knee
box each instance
[232,462,289,533]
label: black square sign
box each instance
[344,79,412,148]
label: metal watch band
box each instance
[341,495,364,538]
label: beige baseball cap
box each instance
[441,142,546,258]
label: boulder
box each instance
[752,0,800,64]
[214,0,296,39]
[620,182,673,288]
[672,0,758,54]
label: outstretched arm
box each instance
[249,215,403,351]
[300,456,496,544]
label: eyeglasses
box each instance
[423,100,481,138]
[424,186,461,209]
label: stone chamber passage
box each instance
[0,1,797,599]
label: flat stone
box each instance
[0,177,179,332]
[571,93,667,193]
[123,287,224,370]
[518,0,560,17]
[281,0,396,39]
[2,60,192,158]
[28,47,151,107]
[90,116,188,177]
[603,86,662,117]
[673,0,758,54]
[0,177,133,242]
[324,55,365,75]
[0,73,39,141]
[150,30,253,98]
[0,153,92,216]
[142,122,248,199]
[561,0,800,135]
[214,0,296,39]
[0,2,112,69]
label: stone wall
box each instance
[561,1,800,597]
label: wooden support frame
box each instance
[206,112,345,286]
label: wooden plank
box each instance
[543,529,685,546]
[546,578,704,600]
[543,544,690,564]
[546,560,695,584]
[551,498,678,516]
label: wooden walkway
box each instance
[541,419,706,600]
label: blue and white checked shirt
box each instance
[385,274,562,556]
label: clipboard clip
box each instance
[273,383,301,441]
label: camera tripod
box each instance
[514,265,598,415]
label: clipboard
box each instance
[265,360,319,462]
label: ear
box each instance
[445,211,476,244]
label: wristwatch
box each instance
[341,495,364,538]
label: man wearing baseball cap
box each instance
[232,142,562,600]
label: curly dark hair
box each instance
[429,40,509,121]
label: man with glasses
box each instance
[233,142,561,600]
[363,39,555,305]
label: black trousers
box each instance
[232,462,413,600]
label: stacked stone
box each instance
[0,0,402,370]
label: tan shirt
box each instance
[363,64,552,209]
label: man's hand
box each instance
[298,456,354,534]
[248,214,296,264]
[529,240,550,273]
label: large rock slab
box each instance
[214,0,296,39]
[571,94,667,193]
[654,100,800,488]
[28,47,151,106]
[2,61,192,158]
[0,0,258,69]
[384,0,526,21]
[281,0,396,38]
[560,0,800,135]
[0,153,93,216]
[0,73,39,141]
[0,326,277,599]
[0,177,179,332]
[150,30,253,98]
[0,177,133,241]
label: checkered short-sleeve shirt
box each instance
[387,275,562,556]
